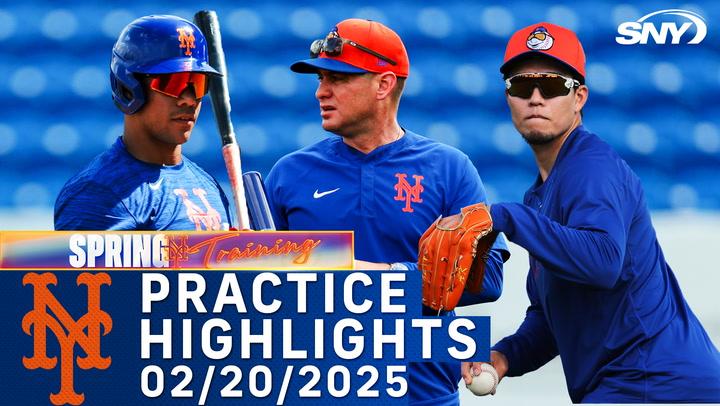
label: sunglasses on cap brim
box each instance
[147,72,209,99]
[310,36,397,66]
[505,72,580,99]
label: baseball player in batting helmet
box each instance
[55,15,232,231]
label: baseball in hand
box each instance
[466,363,499,396]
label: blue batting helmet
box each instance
[110,15,220,114]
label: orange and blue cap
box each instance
[291,19,409,77]
[500,22,585,82]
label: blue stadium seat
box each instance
[681,167,720,209]
[1,1,718,213]
[481,166,537,203]
[631,165,674,209]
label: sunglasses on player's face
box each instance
[505,72,580,99]
[148,72,209,99]
[310,35,397,66]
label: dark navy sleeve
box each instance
[54,182,137,230]
[264,164,289,231]
[490,166,628,289]
[492,271,559,376]
[448,155,508,304]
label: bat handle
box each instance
[222,142,251,230]
[243,171,276,231]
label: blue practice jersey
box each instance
[491,126,720,402]
[266,130,509,405]
[55,137,233,231]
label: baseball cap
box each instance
[291,19,410,77]
[500,22,585,82]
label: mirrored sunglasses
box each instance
[310,36,397,66]
[148,72,209,99]
[505,72,580,99]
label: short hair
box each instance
[391,77,406,104]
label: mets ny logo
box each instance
[394,173,424,212]
[22,272,112,405]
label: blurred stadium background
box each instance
[0,2,718,404]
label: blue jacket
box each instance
[492,126,720,402]
[266,130,509,405]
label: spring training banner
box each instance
[0,231,354,270]
[0,231,490,405]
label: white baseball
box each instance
[466,363,499,396]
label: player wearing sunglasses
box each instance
[461,22,720,402]
[55,15,232,231]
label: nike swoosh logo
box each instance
[149,178,164,190]
[313,188,340,199]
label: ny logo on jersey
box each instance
[177,27,195,56]
[394,173,424,213]
[174,188,223,230]
[22,272,112,406]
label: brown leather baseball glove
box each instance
[418,203,497,312]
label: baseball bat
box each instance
[193,10,251,230]
[243,171,276,231]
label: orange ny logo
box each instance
[22,272,112,406]
[168,235,191,268]
[177,27,195,56]
[394,173,424,213]
[174,188,223,230]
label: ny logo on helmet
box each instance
[177,27,196,55]
[23,272,112,406]
[394,173,424,213]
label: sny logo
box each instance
[177,27,196,56]
[616,9,707,45]
[394,173,424,213]
[22,272,112,406]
